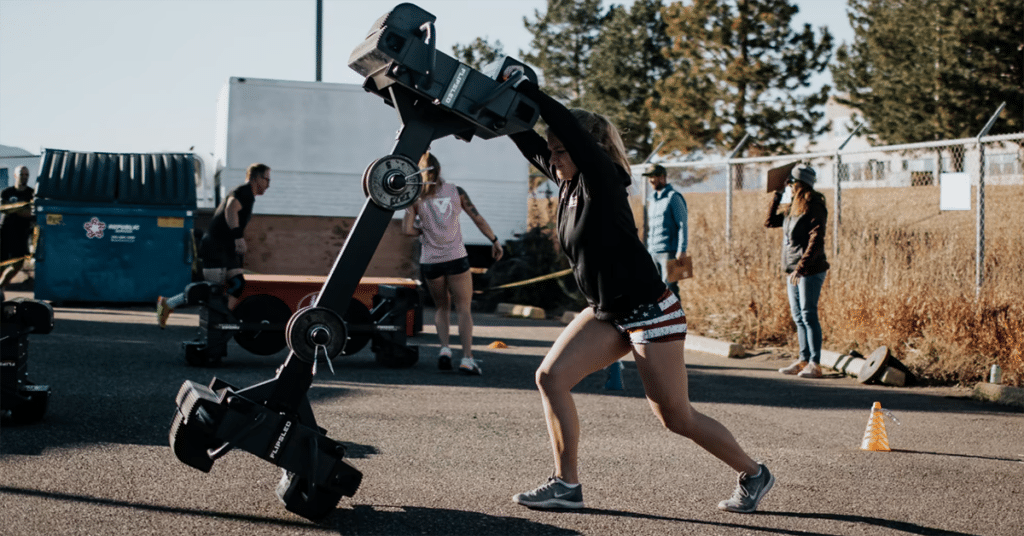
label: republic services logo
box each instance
[84,217,106,239]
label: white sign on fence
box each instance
[940,172,971,211]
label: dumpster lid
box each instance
[36,149,197,208]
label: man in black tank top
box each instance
[156,163,270,327]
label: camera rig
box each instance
[169,2,539,521]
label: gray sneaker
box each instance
[459,357,482,376]
[717,464,774,513]
[512,477,584,509]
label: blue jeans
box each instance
[650,252,680,297]
[787,270,827,364]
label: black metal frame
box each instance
[0,298,53,425]
[169,2,539,521]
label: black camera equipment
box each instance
[169,2,539,521]
[1,298,53,424]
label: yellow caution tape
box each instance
[486,268,573,291]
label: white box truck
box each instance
[213,77,530,247]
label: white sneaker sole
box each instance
[718,474,775,513]
[512,496,584,509]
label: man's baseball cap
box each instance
[642,164,666,176]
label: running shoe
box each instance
[778,360,806,375]
[512,477,584,509]
[717,463,774,513]
[156,296,173,329]
[459,357,482,375]
[437,346,452,370]
[797,362,823,378]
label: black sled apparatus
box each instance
[169,2,539,521]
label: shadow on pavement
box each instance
[3,308,1014,457]
[763,510,979,536]
[574,507,977,536]
[0,485,328,530]
[329,504,578,535]
[0,485,580,536]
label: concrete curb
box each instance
[685,335,746,358]
[495,303,546,320]
[973,383,1024,410]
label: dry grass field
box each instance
[681,184,1023,386]
[526,183,1023,386]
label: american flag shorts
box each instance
[611,289,688,345]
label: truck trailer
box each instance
[212,77,531,276]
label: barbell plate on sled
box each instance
[232,294,293,356]
[286,306,348,364]
[340,299,373,356]
[361,155,422,210]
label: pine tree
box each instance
[584,0,674,161]
[832,0,1023,144]
[522,0,606,105]
[451,37,505,71]
[650,0,833,156]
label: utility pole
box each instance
[315,0,323,82]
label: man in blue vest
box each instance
[643,164,688,298]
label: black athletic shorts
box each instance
[199,236,243,270]
[420,256,471,280]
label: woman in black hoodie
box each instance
[506,76,773,514]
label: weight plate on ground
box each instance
[286,306,347,364]
[341,299,372,356]
[361,155,422,210]
[232,294,292,356]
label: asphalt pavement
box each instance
[1,291,1022,536]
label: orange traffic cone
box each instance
[861,401,890,451]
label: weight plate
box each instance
[341,299,372,356]
[361,155,422,210]
[232,294,292,356]
[286,306,347,364]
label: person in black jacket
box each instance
[0,166,35,289]
[506,75,773,514]
[766,165,830,378]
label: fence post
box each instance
[833,123,863,261]
[725,133,751,249]
[974,102,1005,297]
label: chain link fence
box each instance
[641,132,1024,296]
[630,132,1023,383]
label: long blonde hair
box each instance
[549,109,631,173]
[417,152,442,198]
[789,180,822,216]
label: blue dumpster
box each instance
[33,149,197,303]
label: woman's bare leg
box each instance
[424,275,451,348]
[632,340,759,475]
[446,270,475,357]
[536,308,631,483]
